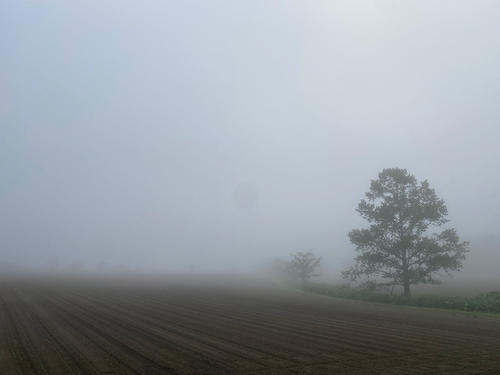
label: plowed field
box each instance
[1,277,499,374]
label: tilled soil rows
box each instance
[1,277,499,374]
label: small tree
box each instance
[343,168,468,297]
[288,250,321,284]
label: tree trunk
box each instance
[402,248,410,297]
[403,279,410,297]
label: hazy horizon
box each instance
[2,1,500,280]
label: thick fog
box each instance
[1,1,499,278]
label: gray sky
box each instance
[1,1,500,274]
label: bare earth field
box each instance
[1,276,499,374]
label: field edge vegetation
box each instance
[297,282,500,314]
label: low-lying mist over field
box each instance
[2,1,500,289]
[3,2,500,374]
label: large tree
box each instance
[343,168,468,297]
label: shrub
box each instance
[299,282,500,314]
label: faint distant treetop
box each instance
[288,250,321,284]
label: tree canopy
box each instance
[288,250,321,283]
[343,168,468,296]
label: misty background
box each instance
[1,1,499,280]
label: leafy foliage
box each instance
[344,168,469,296]
[301,283,500,314]
[287,250,321,283]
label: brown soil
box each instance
[1,277,499,374]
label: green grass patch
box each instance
[299,282,500,314]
